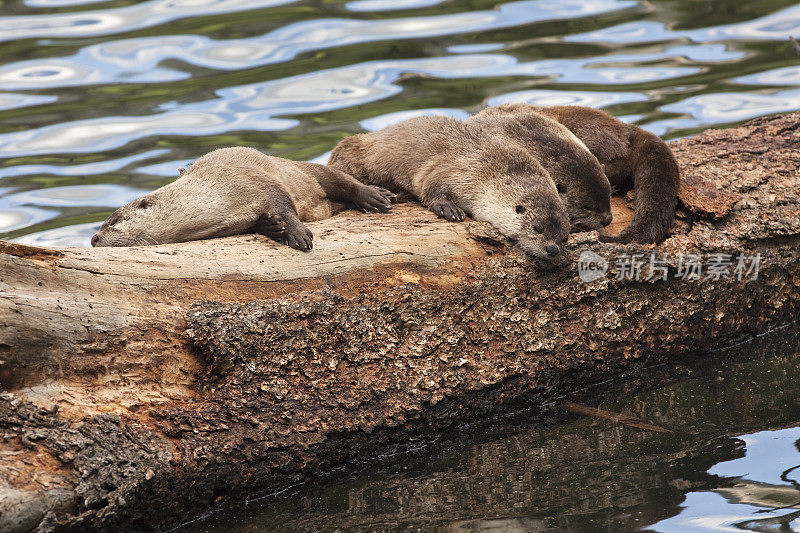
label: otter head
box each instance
[470,157,570,260]
[480,105,613,232]
[553,156,613,233]
[91,194,166,247]
[537,130,612,232]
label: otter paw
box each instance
[281,223,314,252]
[429,200,465,222]
[258,213,287,237]
[354,186,395,213]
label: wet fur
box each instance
[329,115,569,258]
[467,105,612,233]
[92,147,395,251]
[523,105,679,244]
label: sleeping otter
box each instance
[328,115,569,259]
[492,104,680,244]
[467,105,613,234]
[91,147,395,251]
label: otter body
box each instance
[506,104,680,244]
[329,115,569,258]
[92,147,395,251]
[467,105,612,233]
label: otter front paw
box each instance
[429,200,465,222]
[257,213,287,237]
[353,185,396,213]
[281,222,314,252]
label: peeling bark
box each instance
[1,113,799,532]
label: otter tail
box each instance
[606,130,679,244]
[328,135,370,183]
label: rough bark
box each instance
[1,113,799,532]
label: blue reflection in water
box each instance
[14,222,102,248]
[0,150,169,180]
[2,40,733,156]
[0,0,302,42]
[661,88,800,125]
[0,0,638,89]
[0,185,146,236]
[566,2,800,44]
[359,108,470,131]
[653,427,800,533]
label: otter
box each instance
[493,104,680,244]
[466,105,613,233]
[328,115,569,259]
[91,147,395,251]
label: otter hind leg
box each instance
[604,130,679,244]
[259,210,313,251]
[255,186,314,252]
[279,215,314,251]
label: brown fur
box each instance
[523,105,680,244]
[92,147,395,251]
[329,115,569,259]
[467,104,613,233]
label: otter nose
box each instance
[545,244,559,257]
[90,234,99,247]
[601,212,613,226]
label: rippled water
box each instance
[2,0,800,246]
[182,324,800,533]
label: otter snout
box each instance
[601,212,613,226]
[90,234,99,247]
[545,243,560,257]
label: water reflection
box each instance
[653,427,800,532]
[179,325,800,532]
[13,222,101,248]
[0,184,145,242]
[662,88,800,126]
[0,93,57,111]
[2,0,800,245]
[488,88,648,108]
[566,2,800,44]
[0,0,300,42]
[359,108,470,131]
[735,66,800,86]
[0,0,639,90]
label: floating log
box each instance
[1,113,799,532]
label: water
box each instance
[3,2,800,530]
[181,324,800,532]
[2,0,800,245]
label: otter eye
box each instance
[534,226,543,234]
[515,205,526,214]
[556,184,565,193]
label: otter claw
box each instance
[430,200,465,222]
[354,185,395,213]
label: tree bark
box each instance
[1,113,799,532]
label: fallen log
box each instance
[1,113,799,532]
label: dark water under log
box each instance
[179,322,800,533]
[2,0,800,246]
